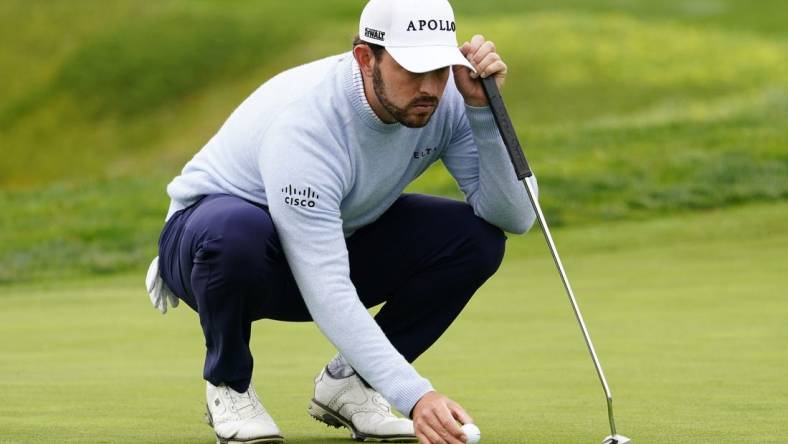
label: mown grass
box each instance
[1,1,787,283]
[0,177,167,284]
[1,202,786,443]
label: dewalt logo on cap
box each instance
[364,27,386,42]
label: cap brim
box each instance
[386,45,476,74]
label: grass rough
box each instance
[1,1,787,282]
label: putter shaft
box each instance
[479,76,621,439]
[521,178,617,437]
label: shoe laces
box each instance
[223,385,266,420]
[367,387,394,416]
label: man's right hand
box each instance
[412,391,473,444]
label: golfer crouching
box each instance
[145,0,538,442]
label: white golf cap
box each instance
[358,0,475,74]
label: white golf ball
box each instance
[461,423,481,444]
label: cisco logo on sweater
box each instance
[282,185,319,208]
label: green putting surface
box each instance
[1,202,785,443]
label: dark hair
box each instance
[352,34,386,59]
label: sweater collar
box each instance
[345,55,400,133]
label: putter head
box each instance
[602,435,632,444]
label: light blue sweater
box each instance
[166,52,538,415]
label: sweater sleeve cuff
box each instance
[389,377,434,418]
[464,104,503,143]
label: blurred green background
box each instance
[1,0,786,283]
[1,1,787,443]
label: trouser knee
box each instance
[462,217,507,281]
[190,200,276,296]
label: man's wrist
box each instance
[409,390,438,418]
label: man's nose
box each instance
[419,70,446,96]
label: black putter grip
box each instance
[481,76,533,179]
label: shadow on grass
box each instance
[286,439,366,444]
[189,436,358,444]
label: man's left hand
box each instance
[453,34,508,107]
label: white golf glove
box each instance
[145,256,179,314]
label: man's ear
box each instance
[353,45,375,77]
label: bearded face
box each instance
[370,53,450,128]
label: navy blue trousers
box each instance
[158,194,505,392]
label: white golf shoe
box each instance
[205,381,284,444]
[308,368,417,442]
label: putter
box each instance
[481,76,631,444]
